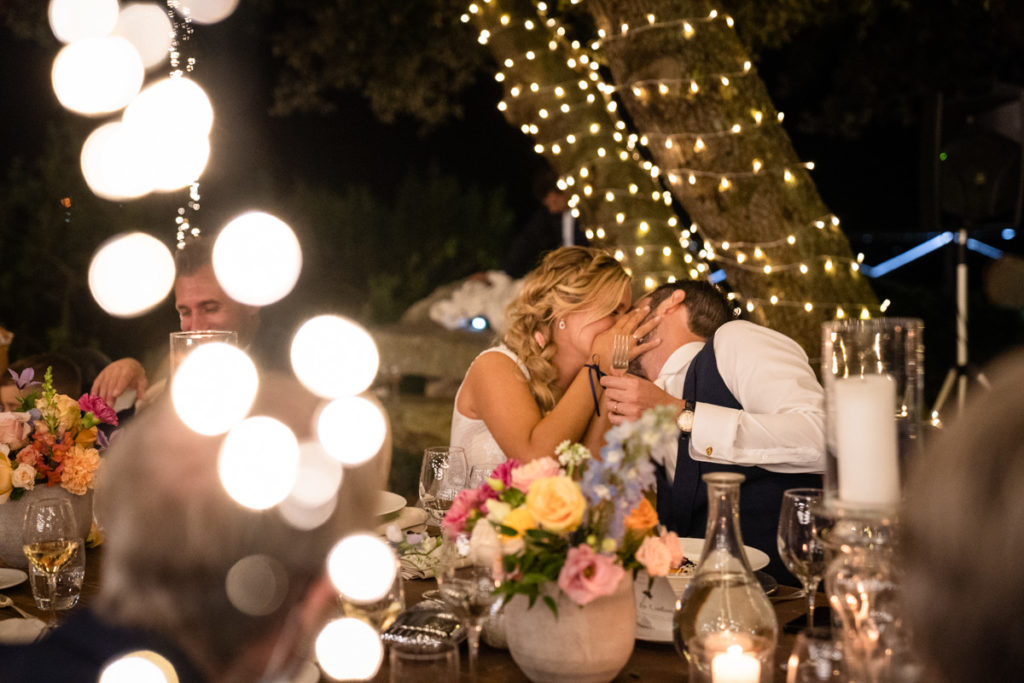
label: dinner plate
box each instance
[375,491,407,519]
[0,568,27,590]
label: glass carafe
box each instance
[674,472,778,683]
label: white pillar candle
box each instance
[833,375,901,506]
[711,645,761,683]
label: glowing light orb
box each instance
[225,554,289,616]
[88,232,175,317]
[52,37,144,116]
[175,0,240,25]
[142,133,211,192]
[327,534,397,603]
[171,343,258,436]
[218,416,299,509]
[288,441,344,507]
[278,494,338,531]
[291,316,379,398]
[114,3,173,69]
[49,0,119,43]
[99,651,177,683]
[317,397,386,466]
[124,77,213,138]
[81,122,153,200]
[213,212,302,306]
[315,618,382,681]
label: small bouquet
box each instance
[442,405,683,613]
[0,367,118,503]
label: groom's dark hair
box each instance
[641,281,735,338]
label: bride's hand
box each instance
[590,306,661,374]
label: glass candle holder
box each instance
[169,330,238,379]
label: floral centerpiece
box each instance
[0,367,117,504]
[441,405,683,614]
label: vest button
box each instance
[705,446,713,456]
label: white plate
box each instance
[0,568,27,590]
[375,491,407,518]
[666,538,769,595]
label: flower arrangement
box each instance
[442,405,683,613]
[0,367,117,503]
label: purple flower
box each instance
[7,367,40,391]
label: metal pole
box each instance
[955,228,969,413]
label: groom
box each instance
[600,281,824,584]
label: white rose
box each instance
[484,499,511,524]
[11,463,36,490]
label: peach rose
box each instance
[500,506,537,539]
[525,476,585,533]
[510,456,561,492]
[635,535,674,576]
[624,497,659,531]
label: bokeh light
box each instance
[124,77,214,138]
[51,37,144,116]
[317,397,387,466]
[88,232,175,317]
[49,0,119,44]
[213,212,302,306]
[327,534,397,603]
[114,3,173,70]
[224,555,289,616]
[175,0,240,25]
[277,494,338,531]
[288,441,344,507]
[143,133,211,192]
[218,416,299,509]
[315,618,383,681]
[171,343,258,436]
[290,316,379,398]
[80,122,152,200]
[99,650,178,683]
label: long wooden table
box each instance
[1,547,814,682]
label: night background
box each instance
[2,0,1023,407]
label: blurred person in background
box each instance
[903,350,1024,683]
[1,352,82,411]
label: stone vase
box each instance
[503,573,636,683]
[0,486,93,569]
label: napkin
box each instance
[0,617,46,644]
[374,507,429,536]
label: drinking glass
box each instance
[339,564,405,631]
[22,499,80,627]
[169,330,238,379]
[466,464,497,490]
[435,536,499,680]
[419,447,467,527]
[786,627,845,683]
[777,488,827,628]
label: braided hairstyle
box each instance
[502,246,630,414]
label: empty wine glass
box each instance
[786,627,845,683]
[778,488,827,627]
[419,447,467,527]
[466,463,498,490]
[435,535,499,680]
[22,498,80,628]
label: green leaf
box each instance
[543,595,558,617]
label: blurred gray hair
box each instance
[93,373,379,675]
[903,350,1024,682]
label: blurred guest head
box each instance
[174,238,261,346]
[1,352,82,411]
[903,350,1024,683]
[94,373,377,681]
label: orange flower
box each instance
[75,426,98,449]
[624,497,658,531]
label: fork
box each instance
[611,334,630,375]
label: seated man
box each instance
[90,238,265,407]
[600,281,824,583]
[0,374,379,681]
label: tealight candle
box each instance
[711,644,760,683]
[833,374,900,506]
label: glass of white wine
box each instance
[22,498,80,628]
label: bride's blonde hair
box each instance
[503,246,629,414]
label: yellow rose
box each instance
[500,506,537,539]
[36,394,82,436]
[0,457,12,501]
[526,476,586,533]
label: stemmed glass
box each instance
[786,626,845,682]
[777,488,827,627]
[419,447,467,527]
[435,534,500,680]
[22,499,80,628]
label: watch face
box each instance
[677,410,694,433]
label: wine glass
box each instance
[777,488,827,627]
[22,498,80,628]
[786,627,845,682]
[435,536,499,680]
[466,463,498,490]
[419,447,468,527]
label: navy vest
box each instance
[654,333,821,585]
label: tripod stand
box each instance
[930,228,990,420]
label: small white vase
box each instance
[0,486,94,569]
[503,573,636,683]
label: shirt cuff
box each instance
[688,402,740,463]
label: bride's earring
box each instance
[558,319,566,330]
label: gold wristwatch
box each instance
[676,399,696,434]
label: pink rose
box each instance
[511,456,561,492]
[636,535,673,577]
[16,444,42,467]
[0,412,31,449]
[490,460,520,488]
[441,487,484,538]
[557,544,625,606]
[78,394,118,426]
[661,530,684,569]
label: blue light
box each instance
[709,269,727,284]
[1002,228,1016,241]
[966,239,1003,260]
[866,232,954,278]
[469,316,489,331]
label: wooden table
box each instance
[1,547,814,682]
